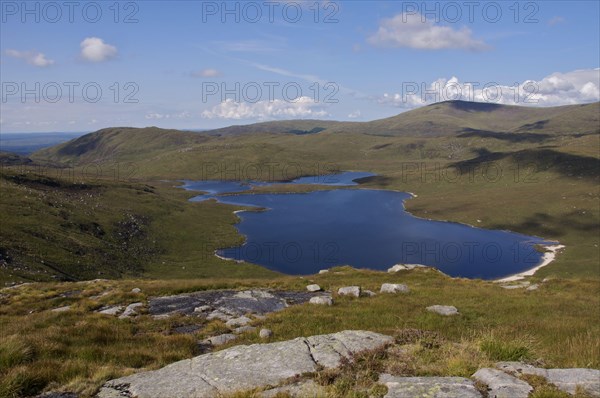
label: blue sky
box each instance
[1,0,599,132]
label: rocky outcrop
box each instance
[96,330,393,398]
[380,374,482,398]
[148,289,320,320]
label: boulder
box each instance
[97,330,393,398]
[380,283,410,294]
[225,316,252,328]
[202,333,237,346]
[309,296,333,306]
[259,328,273,339]
[387,264,407,273]
[306,284,321,292]
[97,305,123,316]
[118,302,143,319]
[426,305,459,316]
[338,286,361,297]
[363,290,377,297]
[233,326,256,334]
[472,368,533,398]
[318,269,329,274]
[131,288,141,294]
[379,374,482,398]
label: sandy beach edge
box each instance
[495,244,565,283]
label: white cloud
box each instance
[80,37,117,62]
[5,49,54,67]
[145,112,191,120]
[201,97,329,120]
[191,69,222,78]
[378,68,600,108]
[348,110,361,119]
[368,13,489,51]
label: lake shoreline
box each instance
[495,244,565,282]
[181,175,559,281]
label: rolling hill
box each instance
[35,101,600,166]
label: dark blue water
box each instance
[182,173,550,279]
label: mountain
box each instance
[322,100,600,136]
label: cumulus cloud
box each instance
[348,110,361,119]
[201,97,329,120]
[378,69,600,108]
[80,37,117,62]
[191,69,222,78]
[5,49,54,67]
[368,13,489,51]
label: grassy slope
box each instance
[0,270,598,397]
[0,169,277,284]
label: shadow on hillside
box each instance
[458,128,551,143]
[444,101,505,112]
[451,148,600,179]
[354,175,394,187]
[490,211,599,238]
[517,120,549,131]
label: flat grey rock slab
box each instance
[96,330,392,398]
[379,374,482,398]
[426,305,459,316]
[261,380,326,397]
[148,289,317,318]
[472,368,532,398]
[496,362,600,397]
